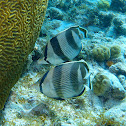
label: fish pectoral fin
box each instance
[88,73,94,90]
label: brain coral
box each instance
[0,0,48,110]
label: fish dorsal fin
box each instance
[78,26,87,38]
[52,25,86,38]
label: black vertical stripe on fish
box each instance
[44,45,47,61]
[44,45,50,64]
[52,64,64,98]
[70,62,80,92]
[57,32,78,60]
[65,27,80,50]
[40,71,49,93]
[80,63,87,78]
[50,36,69,62]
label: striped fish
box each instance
[33,60,89,99]
[38,26,87,65]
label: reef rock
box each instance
[104,101,126,125]
[92,70,125,99]
[109,62,126,76]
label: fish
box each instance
[32,60,90,99]
[37,25,87,65]
[28,103,51,116]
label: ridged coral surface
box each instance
[0,0,48,110]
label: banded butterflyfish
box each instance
[32,60,90,99]
[37,25,87,65]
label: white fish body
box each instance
[34,60,90,99]
[37,25,87,65]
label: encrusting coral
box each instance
[110,45,121,58]
[92,46,110,62]
[0,0,48,110]
[92,72,111,96]
[97,0,110,11]
[92,71,125,99]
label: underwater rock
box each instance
[106,72,125,99]
[110,0,126,13]
[124,49,126,58]
[49,0,71,10]
[104,102,126,125]
[113,16,123,27]
[118,75,125,85]
[106,26,116,37]
[92,46,110,62]
[98,11,114,28]
[40,19,62,38]
[92,71,125,99]
[122,83,126,90]
[48,7,64,20]
[53,121,62,126]
[118,75,126,90]
[109,62,126,76]
[97,0,110,11]
[124,50,126,58]
[110,56,125,64]
[113,15,126,36]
